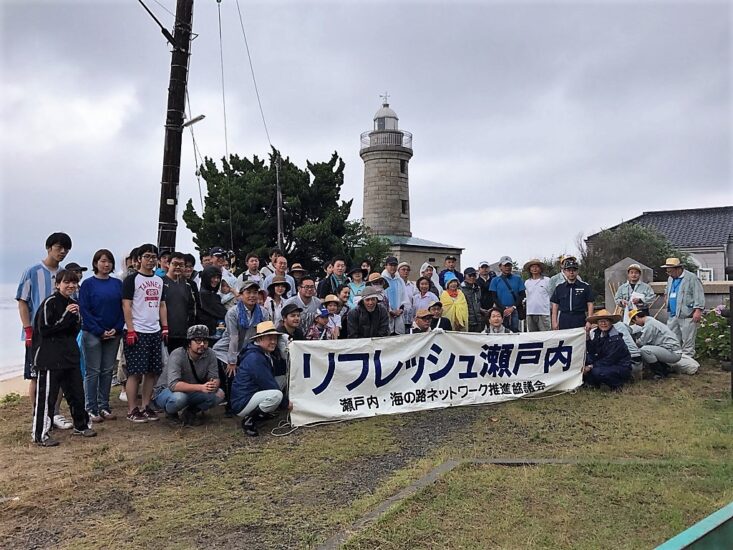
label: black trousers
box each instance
[217,359,233,414]
[166,337,187,355]
[32,368,89,443]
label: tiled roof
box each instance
[383,235,463,250]
[589,206,733,248]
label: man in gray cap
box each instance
[153,325,224,426]
[347,287,389,338]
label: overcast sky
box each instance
[1,0,730,285]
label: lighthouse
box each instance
[360,95,463,269]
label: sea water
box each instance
[0,283,26,380]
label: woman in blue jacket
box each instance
[230,321,289,436]
[584,310,632,390]
[79,249,124,421]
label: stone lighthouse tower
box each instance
[360,96,413,237]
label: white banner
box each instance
[289,328,585,427]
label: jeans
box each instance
[153,387,224,414]
[82,332,121,414]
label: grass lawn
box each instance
[0,363,730,549]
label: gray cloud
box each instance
[1,0,730,282]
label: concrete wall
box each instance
[361,146,413,237]
[685,248,726,281]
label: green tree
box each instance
[183,149,376,274]
[577,223,694,298]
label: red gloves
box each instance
[24,326,33,348]
[125,330,138,346]
[161,326,169,342]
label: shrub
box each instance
[696,306,731,361]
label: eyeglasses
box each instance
[141,254,158,261]
[191,338,208,345]
[301,285,316,290]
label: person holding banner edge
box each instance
[231,321,291,437]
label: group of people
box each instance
[17,234,707,446]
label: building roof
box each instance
[384,234,463,250]
[588,206,733,248]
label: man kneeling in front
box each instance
[231,321,290,437]
[152,325,224,426]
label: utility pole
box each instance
[157,0,194,253]
[275,153,284,251]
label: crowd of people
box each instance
[17,233,706,446]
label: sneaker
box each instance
[53,414,73,430]
[119,390,128,402]
[72,428,97,438]
[89,412,103,423]
[241,416,258,437]
[165,412,180,422]
[142,406,159,421]
[100,409,116,420]
[126,407,148,423]
[35,437,60,447]
[111,375,120,387]
[181,406,200,427]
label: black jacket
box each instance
[461,282,484,327]
[198,266,227,335]
[32,291,81,371]
[430,317,453,331]
[347,302,389,338]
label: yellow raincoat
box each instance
[440,289,468,331]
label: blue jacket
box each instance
[79,276,124,337]
[586,327,632,372]
[230,342,282,414]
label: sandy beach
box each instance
[0,374,27,399]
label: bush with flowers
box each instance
[696,304,730,361]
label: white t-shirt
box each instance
[524,276,551,316]
[122,271,165,333]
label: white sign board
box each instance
[289,329,585,427]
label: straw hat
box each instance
[523,258,543,272]
[367,272,388,287]
[626,263,642,273]
[289,263,307,274]
[660,257,682,268]
[415,309,433,319]
[248,321,284,340]
[322,294,340,305]
[586,309,621,323]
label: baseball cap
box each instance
[209,246,227,257]
[428,300,443,309]
[281,303,303,317]
[445,254,457,261]
[316,307,330,318]
[563,259,579,270]
[416,309,433,318]
[385,256,398,265]
[64,262,88,272]
[499,256,513,266]
[478,260,490,268]
[239,280,260,291]
[463,267,477,276]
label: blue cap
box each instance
[317,307,330,317]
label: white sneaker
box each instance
[53,414,73,430]
[119,390,128,402]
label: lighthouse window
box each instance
[401,200,408,215]
[400,159,407,174]
[377,118,385,130]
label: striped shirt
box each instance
[16,261,58,339]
